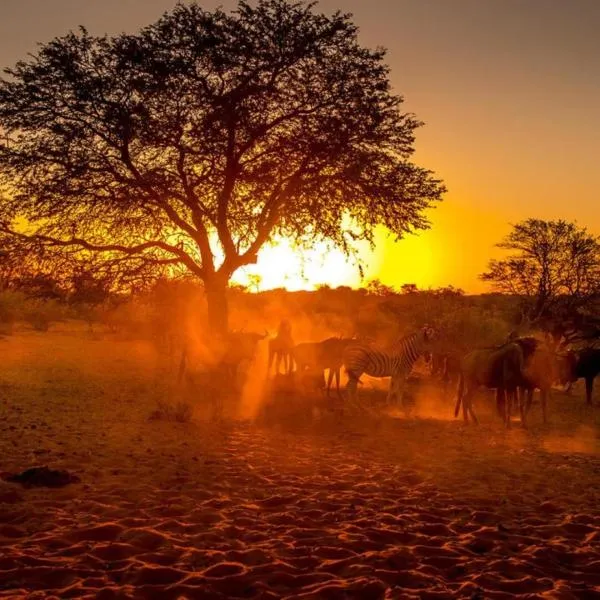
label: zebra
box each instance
[268,319,294,376]
[343,326,436,407]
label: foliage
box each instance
[0,290,25,331]
[22,298,66,331]
[0,0,444,332]
[365,279,398,297]
[481,219,600,345]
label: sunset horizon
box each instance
[1,0,598,294]
[0,4,599,600]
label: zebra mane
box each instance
[390,330,421,353]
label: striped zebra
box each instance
[344,326,436,407]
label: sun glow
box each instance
[232,237,369,292]
[231,225,443,293]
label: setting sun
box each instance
[232,237,366,291]
[232,226,443,293]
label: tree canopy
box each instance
[0,0,445,332]
[481,218,600,344]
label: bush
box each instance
[0,290,25,331]
[22,298,66,332]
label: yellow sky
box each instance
[1,0,599,293]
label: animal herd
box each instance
[180,319,600,427]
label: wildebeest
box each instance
[268,319,294,376]
[455,341,533,427]
[510,337,557,425]
[293,336,359,397]
[178,330,268,384]
[431,351,462,395]
[561,347,600,405]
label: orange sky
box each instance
[1,0,598,293]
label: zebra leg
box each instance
[345,374,361,411]
[386,377,395,405]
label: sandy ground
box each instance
[1,325,599,599]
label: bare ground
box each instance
[0,325,599,599]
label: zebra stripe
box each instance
[344,328,433,404]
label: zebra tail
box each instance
[454,373,464,418]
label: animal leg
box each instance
[345,375,358,405]
[462,389,471,423]
[524,388,534,416]
[469,400,479,425]
[282,353,289,375]
[454,375,464,418]
[267,347,275,376]
[463,393,471,423]
[335,368,341,398]
[519,388,529,428]
[326,368,334,398]
[505,389,514,429]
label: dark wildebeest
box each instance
[268,319,294,376]
[431,351,462,395]
[508,337,558,425]
[561,348,600,405]
[178,330,268,383]
[293,337,359,397]
[455,341,534,427]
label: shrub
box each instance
[22,298,66,332]
[0,290,25,331]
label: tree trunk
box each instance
[205,277,229,336]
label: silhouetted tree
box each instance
[366,279,397,297]
[0,0,444,334]
[481,219,600,345]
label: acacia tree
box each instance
[0,0,444,334]
[481,218,600,344]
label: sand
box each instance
[1,325,599,599]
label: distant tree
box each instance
[481,218,600,344]
[366,279,397,297]
[400,283,419,295]
[0,0,444,334]
[431,285,464,297]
